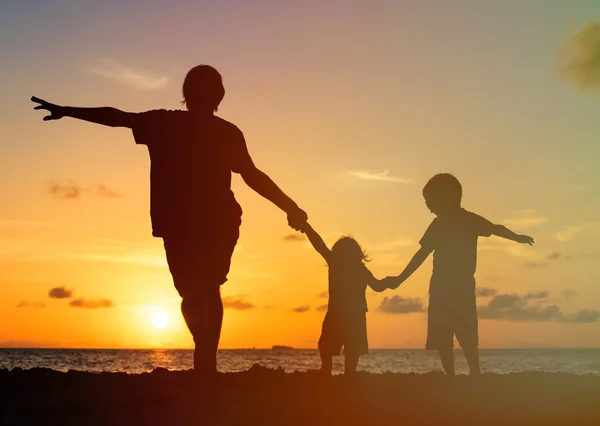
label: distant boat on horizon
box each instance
[272,345,294,350]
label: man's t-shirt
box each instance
[419,209,494,295]
[132,110,252,237]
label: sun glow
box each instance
[151,311,170,329]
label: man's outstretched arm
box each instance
[31,96,136,128]
[240,166,307,231]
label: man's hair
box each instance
[422,173,462,207]
[182,65,225,112]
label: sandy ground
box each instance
[1,365,599,425]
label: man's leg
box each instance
[180,288,223,374]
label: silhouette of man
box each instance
[31,65,307,375]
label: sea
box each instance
[1,348,599,375]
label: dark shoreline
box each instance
[2,365,599,425]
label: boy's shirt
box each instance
[419,209,494,295]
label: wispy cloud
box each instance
[88,59,168,91]
[16,301,46,308]
[69,298,114,309]
[524,252,571,269]
[502,210,547,228]
[282,234,306,242]
[48,286,73,299]
[47,180,122,199]
[222,297,254,310]
[292,305,311,313]
[378,296,425,314]
[476,287,497,297]
[318,291,328,299]
[348,169,411,183]
[557,21,600,91]
[555,223,596,242]
[478,291,599,323]
[316,304,328,312]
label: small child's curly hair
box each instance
[331,236,370,263]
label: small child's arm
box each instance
[491,224,534,245]
[367,273,389,293]
[389,246,432,289]
[303,223,332,263]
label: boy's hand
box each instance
[31,96,65,121]
[515,234,534,245]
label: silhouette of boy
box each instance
[31,65,307,376]
[303,223,389,374]
[388,173,534,376]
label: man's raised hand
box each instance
[31,96,65,121]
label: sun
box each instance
[152,311,170,329]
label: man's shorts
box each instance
[426,290,478,350]
[318,311,368,357]
[162,224,240,300]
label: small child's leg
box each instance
[438,348,455,376]
[463,346,481,376]
[320,351,333,375]
[344,353,359,374]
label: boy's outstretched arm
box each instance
[390,246,432,289]
[491,224,534,245]
[31,96,136,128]
[302,223,332,263]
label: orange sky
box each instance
[1,1,600,348]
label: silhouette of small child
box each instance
[302,223,389,375]
[388,173,534,376]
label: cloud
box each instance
[48,180,81,199]
[555,223,597,242]
[525,252,571,268]
[47,181,121,199]
[48,286,73,299]
[318,291,328,298]
[282,234,306,242]
[478,291,599,323]
[316,304,328,312]
[292,305,311,313]
[222,297,254,310]
[476,287,497,297]
[563,289,578,301]
[69,298,114,309]
[16,301,47,308]
[348,170,411,183]
[378,296,425,314]
[88,59,168,91]
[502,211,547,228]
[88,184,122,198]
[557,21,600,91]
[523,291,549,300]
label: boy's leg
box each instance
[438,348,455,376]
[456,291,480,376]
[320,351,333,374]
[427,294,455,375]
[463,347,481,376]
[344,353,359,374]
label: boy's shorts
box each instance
[426,290,478,350]
[318,311,368,357]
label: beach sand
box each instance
[1,365,599,425]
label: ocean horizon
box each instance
[2,348,599,376]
